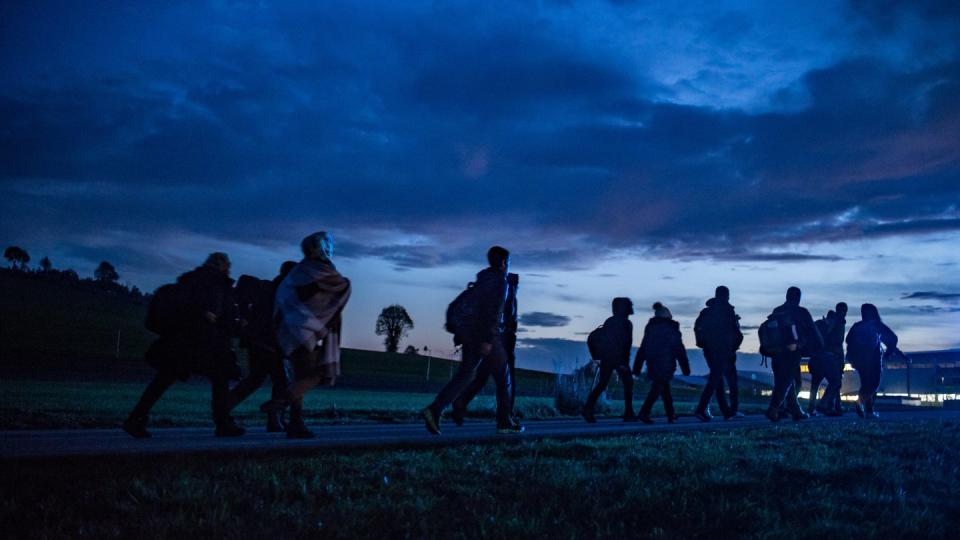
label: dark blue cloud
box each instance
[1,0,958,276]
[519,312,572,328]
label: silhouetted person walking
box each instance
[223,261,297,431]
[846,303,899,418]
[635,302,690,424]
[262,232,351,438]
[763,287,823,422]
[693,286,744,421]
[451,272,520,426]
[422,246,520,434]
[123,253,244,438]
[808,302,847,416]
[582,297,636,423]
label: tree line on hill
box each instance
[3,245,147,303]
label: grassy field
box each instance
[0,378,769,429]
[2,419,958,538]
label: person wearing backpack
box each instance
[846,303,899,419]
[261,232,352,439]
[421,246,521,435]
[808,302,847,416]
[123,252,244,439]
[634,302,690,424]
[692,286,744,421]
[450,272,520,426]
[222,261,297,432]
[763,286,823,422]
[581,297,635,423]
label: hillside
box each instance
[0,270,556,394]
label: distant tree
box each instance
[4,246,30,270]
[39,256,52,272]
[94,261,119,283]
[63,269,79,282]
[375,305,414,353]
[404,345,419,355]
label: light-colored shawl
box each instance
[274,258,352,370]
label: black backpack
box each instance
[445,282,478,336]
[587,324,618,362]
[758,312,798,359]
[144,283,190,336]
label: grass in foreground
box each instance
[0,379,768,429]
[2,420,958,538]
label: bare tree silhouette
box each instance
[375,305,414,353]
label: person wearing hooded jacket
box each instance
[450,272,520,426]
[582,297,636,423]
[635,302,691,424]
[807,302,847,416]
[692,286,744,421]
[123,252,244,439]
[846,303,899,418]
[421,246,521,435]
[765,286,823,422]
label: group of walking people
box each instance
[579,284,902,425]
[122,236,902,441]
[123,232,351,439]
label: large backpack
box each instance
[445,282,478,336]
[758,312,798,359]
[144,283,190,336]
[694,307,723,349]
[587,324,619,362]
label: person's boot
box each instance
[451,402,466,427]
[765,408,780,422]
[855,400,865,418]
[266,410,286,433]
[215,417,246,437]
[667,413,678,423]
[638,412,654,425]
[581,408,597,424]
[284,415,314,438]
[421,407,441,435]
[122,415,151,439]
[693,409,712,422]
[496,418,525,434]
[623,408,638,422]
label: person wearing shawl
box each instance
[262,232,352,438]
[846,303,899,419]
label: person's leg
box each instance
[768,354,792,419]
[616,365,635,419]
[662,381,676,420]
[695,350,719,414]
[226,347,270,412]
[584,364,614,415]
[452,356,494,416]
[428,340,485,417]
[128,370,178,421]
[504,333,518,412]
[638,379,661,418]
[783,352,804,417]
[807,371,824,413]
[723,354,739,414]
[484,339,515,428]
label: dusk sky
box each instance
[2,1,958,372]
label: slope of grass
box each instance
[2,420,958,538]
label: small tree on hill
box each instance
[4,246,30,270]
[375,304,414,353]
[39,256,52,272]
[95,261,119,283]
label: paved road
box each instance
[2,410,958,459]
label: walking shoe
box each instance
[422,407,441,435]
[121,416,151,439]
[724,412,745,421]
[855,402,865,418]
[582,409,597,424]
[693,411,712,423]
[215,419,246,437]
[765,408,780,422]
[623,413,638,423]
[791,411,809,421]
[286,418,315,439]
[496,420,525,434]
[266,411,286,433]
[451,404,466,427]
[638,413,654,425]
[260,397,291,413]
[667,414,678,423]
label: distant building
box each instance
[802,349,960,404]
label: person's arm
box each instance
[476,273,507,345]
[879,322,899,352]
[732,310,744,350]
[675,327,691,376]
[621,320,633,364]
